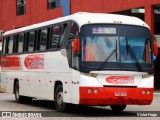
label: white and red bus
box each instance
[1,13,157,112]
[0,30,3,90]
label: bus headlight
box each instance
[142,90,146,94]
[94,89,99,93]
[147,90,151,95]
[88,88,92,93]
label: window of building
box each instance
[18,33,25,53]
[17,0,26,16]
[48,0,60,10]
[40,28,48,51]
[28,31,36,52]
[8,36,14,54]
[51,25,63,49]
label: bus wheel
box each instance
[55,85,68,112]
[110,105,126,111]
[14,81,26,103]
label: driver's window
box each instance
[67,22,79,68]
[69,23,79,40]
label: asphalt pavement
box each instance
[0,92,159,119]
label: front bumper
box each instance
[79,87,153,105]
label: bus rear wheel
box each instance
[55,85,68,112]
[110,105,126,111]
[14,81,32,103]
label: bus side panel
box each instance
[71,69,81,104]
[1,72,7,92]
[31,72,47,98]
[45,51,72,103]
[46,72,72,103]
[46,72,55,100]
[19,72,28,96]
[20,72,47,98]
[3,72,16,94]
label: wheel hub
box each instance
[56,92,63,107]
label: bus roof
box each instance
[3,12,149,36]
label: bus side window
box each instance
[69,23,79,40]
[18,33,25,53]
[39,28,48,51]
[51,25,63,49]
[2,37,7,55]
[28,31,36,52]
[59,24,67,48]
[7,36,14,54]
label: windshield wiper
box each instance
[98,49,116,70]
[126,37,143,72]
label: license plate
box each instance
[115,92,127,96]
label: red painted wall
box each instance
[0,0,63,32]
[0,0,160,33]
[71,0,160,13]
[71,0,160,34]
[30,0,63,24]
[0,1,2,31]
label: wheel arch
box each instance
[13,78,19,94]
[54,81,63,100]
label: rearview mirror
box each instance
[153,42,158,56]
[73,38,80,53]
[152,37,158,56]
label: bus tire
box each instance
[14,81,32,103]
[55,85,68,112]
[110,105,126,111]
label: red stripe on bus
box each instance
[1,55,22,70]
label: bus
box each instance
[0,30,3,91]
[1,12,158,112]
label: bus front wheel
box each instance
[55,85,68,112]
[110,105,126,111]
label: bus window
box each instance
[18,33,25,53]
[40,28,48,51]
[67,23,79,67]
[8,36,14,54]
[2,37,7,55]
[69,23,79,40]
[28,31,36,52]
[59,24,67,47]
[51,25,63,49]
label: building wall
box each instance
[0,0,159,32]
[71,0,160,34]
[71,0,160,13]
[0,0,63,32]
[0,1,2,31]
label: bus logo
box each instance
[106,76,134,84]
[24,54,44,69]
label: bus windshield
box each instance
[82,36,117,62]
[80,24,152,73]
[120,37,151,64]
